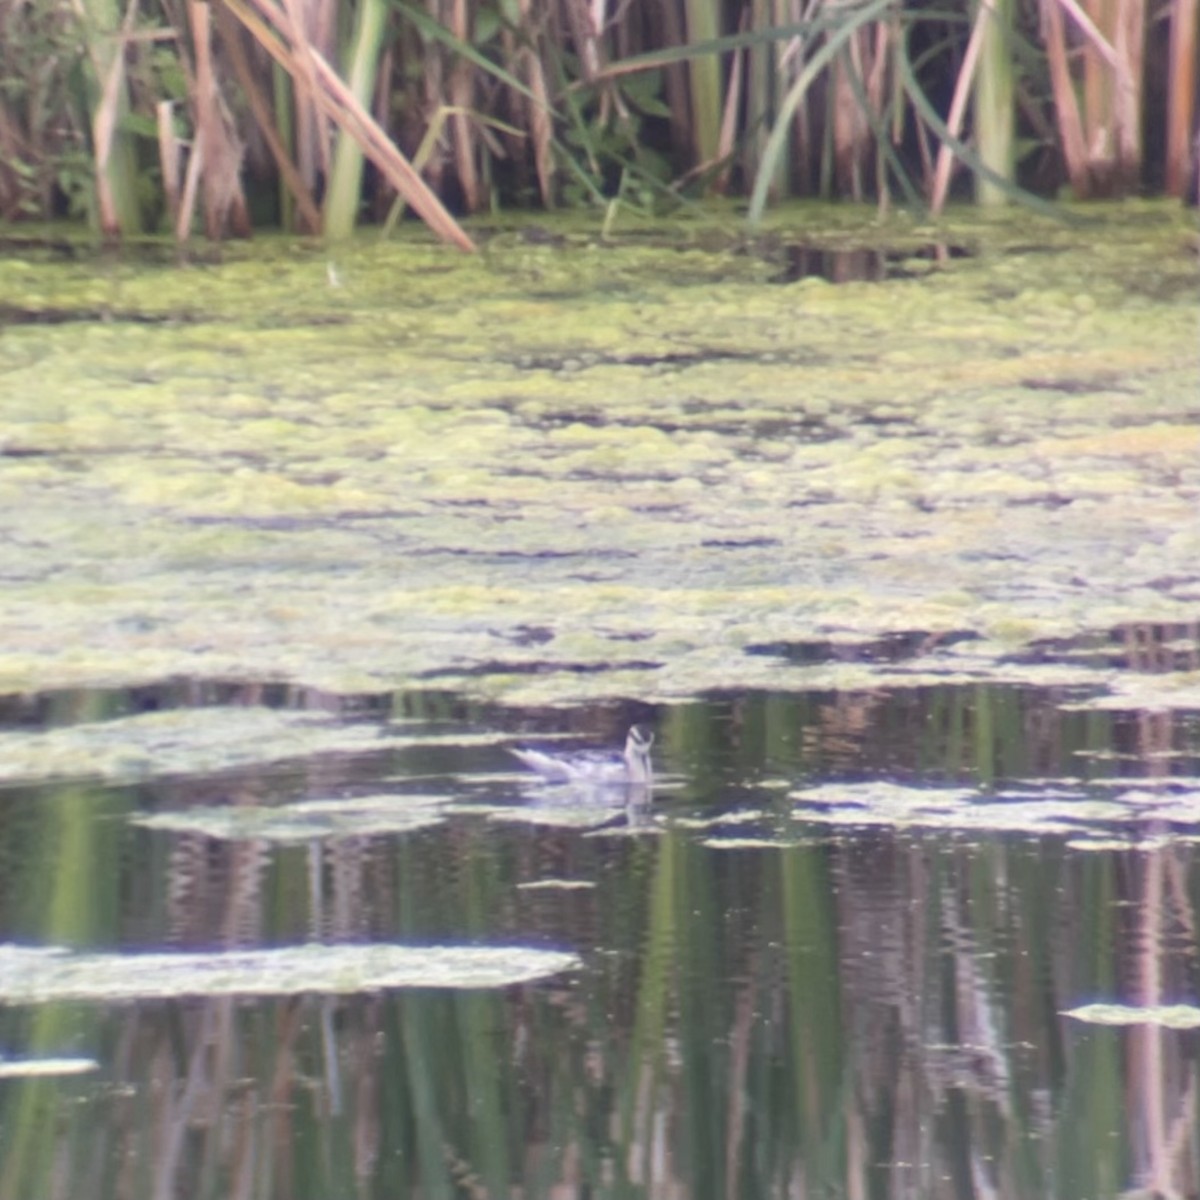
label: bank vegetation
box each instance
[0,0,1195,246]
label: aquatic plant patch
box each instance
[0,942,579,1002]
[1063,1003,1200,1028]
[0,209,1195,710]
[790,779,1200,838]
[133,793,450,841]
[0,1056,99,1077]
[0,707,499,784]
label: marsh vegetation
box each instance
[0,26,1197,1187]
[1,0,1196,242]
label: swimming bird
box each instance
[510,725,654,786]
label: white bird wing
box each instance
[510,745,628,783]
[509,746,576,781]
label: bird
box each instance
[509,725,654,787]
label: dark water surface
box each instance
[1,676,1199,1200]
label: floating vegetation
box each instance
[134,794,449,842]
[516,879,597,891]
[582,820,664,839]
[481,804,639,831]
[702,836,811,850]
[1063,1004,1200,1029]
[0,1056,99,1078]
[0,942,579,1003]
[1062,677,1200,712]
[673,810,773,829]
[0,707,501,784]
[790,780,1200,838]
[0,216,1196,711]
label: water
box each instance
[2,211,1196,1199]
[1,678,1198,1199]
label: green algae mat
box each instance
[0,943,579,1001]
[1,204,1196,708]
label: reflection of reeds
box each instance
[5,686,1200,1197]
[0,0,1194,237]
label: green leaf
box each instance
[119,112,160,140]
[474,7,501,45]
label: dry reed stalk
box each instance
[213,1,322,231]
[1053,0,1120,64]
[312,0,339,179]
[1040,0,1089,191]
[373,42,394,131]
[157,100,181,223]
[1164,0,1197,194]
[528,64,556,207]
[656,0,694,157]
[563,0,602,81]
[280,0,329,190]
[175,125,202,239]
[930,0,992,213]
[831,52,858,198]
[513,0,556,206]
[448,0,481,209]
[865,19,888,121]
[0,107,27,218]
[867,18,891,209]
[1052,0,1138,193]
[226,0,475,249]
[712,27,744,193]
[420,0,448,195]
[1082,0,1109,155]
[1065,0,1137,190]
[780,0,812,197]
[85,0,140,235]
[1110,0,1143,192]
[832,31,877,199]
[188,0,250,239]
